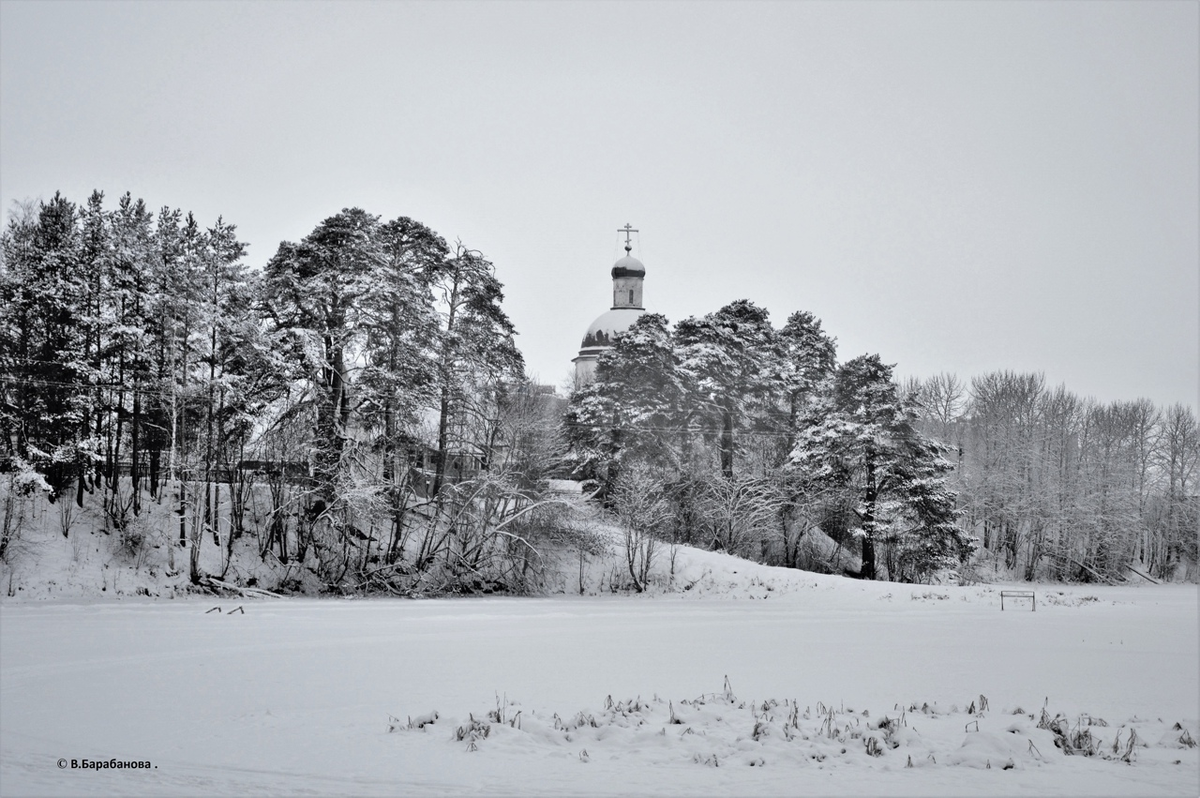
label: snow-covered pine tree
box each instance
[144,206,186,503]
[425,243,524,497]
[0,193,87,503]
[790,354,974,581]
[262,209,388,506]
[778,310,838,458]
[75,191,111,508]
[359,216,445,561]
[203,217,279,569]
[675,300,781,480]
[564,313,684,489]
[260,208,402,578]
[260,211,526,584]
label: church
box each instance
[573,224,648,386]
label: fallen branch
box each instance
[493,491,600,533]
[359,560,414,581]
[1125,564,1160,584]
[1045,552,1118,585]
[199,575,284,599]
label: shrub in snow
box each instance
[116,517,151,562]
[454,714,490,749]
[7,457,52,497]
[1176,725,1196,748]
[1157,724,1197,749]
[410,711,438,730]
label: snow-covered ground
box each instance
[2,542,1197,797]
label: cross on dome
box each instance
[619,223,638,254]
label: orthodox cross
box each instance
[618,223,638,254]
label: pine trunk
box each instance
[720,406,734,480]
[860,457,878,579]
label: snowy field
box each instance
[2,555,1197,797]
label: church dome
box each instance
[574,225,649,386]
[579,307,646,353]
[611,255,645,279]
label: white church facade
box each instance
[573,225,647,386]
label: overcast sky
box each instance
[2,1,1196,409]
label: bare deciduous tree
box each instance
[613,464,672,592]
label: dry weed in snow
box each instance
[392,679,1198,776]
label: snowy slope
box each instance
[2,563,1197,796]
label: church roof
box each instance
[579,307,646,353]
[611,254,645,279]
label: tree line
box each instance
[0,191,581,593]
[565,302,1198,585]
[565,302,975,585]
[906,372,1198,582]
[2,191,1195,591]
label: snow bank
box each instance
[2,585,1196,796]
[399,685,1171,776]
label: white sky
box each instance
[2,1,1196,409]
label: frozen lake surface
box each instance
[2,582,1197,796]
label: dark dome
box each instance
[611,255,645,279]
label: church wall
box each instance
[573,355,598,387]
